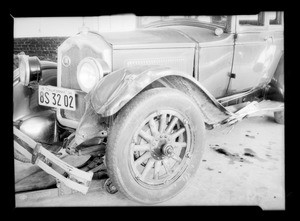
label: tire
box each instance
[106,88,206,204]
[274,110,284,124]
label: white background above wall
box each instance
[13,15,201,38]
[13,14,138,38]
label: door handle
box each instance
[264,36,273,42]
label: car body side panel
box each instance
[264,54,284,102]
[230,33,268,93]
[273,53,284,90]
[167,26,235,98]
[99,28,195,49]
[112,48,195,76]
[169,26,234,47]
[228,15,284,95]
[270,31,284,83]
[198,46,234,98]
[229,32,276,94]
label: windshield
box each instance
[138,16,228,28]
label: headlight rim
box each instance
[76,57,105,93]
[18,55,42,86]
[18,55,30,86]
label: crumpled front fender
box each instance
[75,65,233,145]
[86,65,231,120]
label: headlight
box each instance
[18,55,41,86]
[77,57,108,93]
[19,55,30,85]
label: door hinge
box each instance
[234,33,238,40]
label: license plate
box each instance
[38,85,76,111]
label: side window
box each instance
[239,12,264,26]
[268,12,283,25]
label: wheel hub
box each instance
[162,145,174,157]
[150,135,174,160]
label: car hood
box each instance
[98,27,196,49]
[97,26,232,49]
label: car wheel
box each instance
[274,110,284,124]
[106,88,206,204]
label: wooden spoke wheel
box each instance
[106,88,205,204]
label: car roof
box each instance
[142,18,226,31]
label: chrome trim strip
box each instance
[112,43,195,50]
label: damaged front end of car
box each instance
[13,55,95,194]
[13,22,284,200]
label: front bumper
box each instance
[14,126,93,194]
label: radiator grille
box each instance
[59,47,99,122]
[60,46,102,122]
[61,47,100,90]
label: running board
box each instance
[222,100,284,126]
[13,126,93,194]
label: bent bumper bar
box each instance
[13,126,93,194]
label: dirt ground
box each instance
[15,110,285,210]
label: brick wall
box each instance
[14,37,68,62]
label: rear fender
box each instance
[265,54,284,102]
[87,66,232,124]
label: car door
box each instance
[195,16,235,99]
[226,12,278,95]
[264,11,284,84]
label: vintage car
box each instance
[13,12,284,204]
